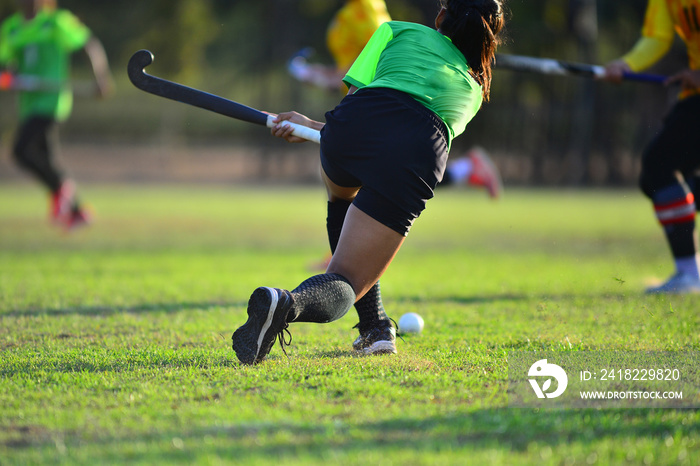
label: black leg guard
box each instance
[646,183,697,259]
[354,282,389,331]
[663,223,698,258]
[288,273,356,323]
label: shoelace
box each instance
[389,318,406,343]
[276,323,293,357]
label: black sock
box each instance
[287,273,356,323]
[326,199,389,328]
[663,222,698,258]
[652,185,698,259]
[353,281,389,331]
[326,199,351,252]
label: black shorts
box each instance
[320,88,449,236]
[640,95,700,196]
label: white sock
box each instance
[675,255,700,279]
[446,157,473,183]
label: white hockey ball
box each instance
[398,312,424,334]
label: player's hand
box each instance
[665,69,700,91]
[270,111,321,143]
[601,59,631,83]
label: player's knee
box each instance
[325,262,363,299]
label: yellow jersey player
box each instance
[602,0,700,293]
[289,0,391,91]
[327,0,392,73]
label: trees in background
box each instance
[0,0,678,185]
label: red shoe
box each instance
[467,147,503,199]
[64,206,93,232]
[50,181,76,224]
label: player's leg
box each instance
[323,185,392,345]
[231,275,356,365]
[327,203,406,354]
[13,117,63,190]
[231,211,402,364]
[289,175,365,326]
[271,203,403,331]
[231,176,406,364]
[321,88,447,351]
[230,174,359,364]
[13,117,72,223]
[12,116,88,228]
[640,97,700,294]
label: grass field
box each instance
[1,183,699,465]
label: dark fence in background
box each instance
[0,0,684,185]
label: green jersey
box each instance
[343,21,482,145]
[0,8,91,121]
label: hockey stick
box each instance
[495,54,667,84]
[127,50,321,143]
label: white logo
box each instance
[528,359,568,399]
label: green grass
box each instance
[1,183,698,465]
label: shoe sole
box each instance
[646,286,700,295]
[232,287,289,365]
[363,340,397,355]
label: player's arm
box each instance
[83,36,114,98]
[602,0,674,83]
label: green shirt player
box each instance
[0,0,113,230]
[231,0,505,365]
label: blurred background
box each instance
[0,0,687,186]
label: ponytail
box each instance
[439,0,505,101]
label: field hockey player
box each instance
[231,0,507,364]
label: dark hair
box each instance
[439,0,505,101]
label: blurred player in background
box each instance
[0,0,113,230]
[289,0,502,199]
[232,0,506,364]
[289,0,392,92]
[602,0,700,294]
